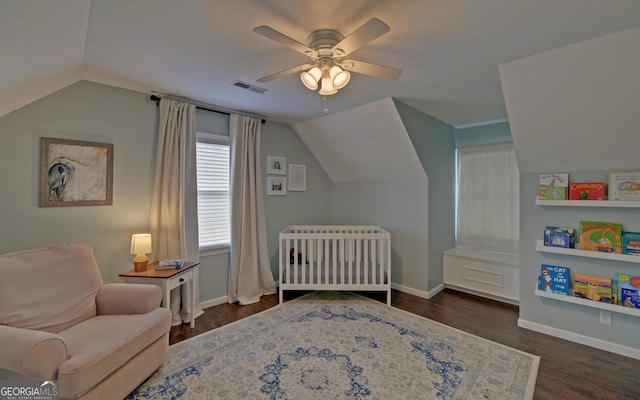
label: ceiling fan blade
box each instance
[340,59,403,80]
[256,63,316,83]
[253,26,318,58]
[332,18,390,57]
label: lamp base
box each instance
[133,254,149,272]
[133,260,148,272]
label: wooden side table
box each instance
[119,261,200,328]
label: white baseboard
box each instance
[200,296,228,310]
[203,282,443,309]
[391,282,444,299]
[518,318,640,361]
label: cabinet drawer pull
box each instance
[179,278,184,283]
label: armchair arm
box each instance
[96,283,163,315]
[0,325,67,380]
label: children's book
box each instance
[615,273,640,308]
[539,264,570,295]
[579,221,622,253]
[569,182,605,200]
[622,231,640,256]
[544,227,575,248]
[539,173,568,200]
[608,172,640,201]
[574,273,612,303]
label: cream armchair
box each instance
[0,242,172,400]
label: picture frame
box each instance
[288,164,306,191]
[267,155,286,175]
[40,137,114,207]
[267,176,286,196]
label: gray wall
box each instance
[0,81,332,304]
[0,80,157,283]
[331,180,429,290]
[261,121,333,281]
[394,100,456,292]
[521,171,640,350]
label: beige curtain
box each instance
[150,98,204,325]
[228,114,276,305]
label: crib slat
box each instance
[316,239,321,284]
[331,239,342,284]
[356,239,361,285]
[378,239,383,285]
[324,238,329,284]
[296,239,307,283]
[340,239,345,285]
[290,238,294,284]
[364,239,369,284]
[371,239,377,284]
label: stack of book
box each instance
[155,259,184,270]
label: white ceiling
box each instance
[3,0,640,126]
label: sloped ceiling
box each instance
[500,25,640,174]
[292,97,426,182]
[2,1,640,126]
[0,0,90,117]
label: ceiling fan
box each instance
[253,18,402,96]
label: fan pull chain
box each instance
[323,96,329,113]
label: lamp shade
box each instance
[301,67,322,90]
[319,76,338,95]
[130,234,152,255]
[329,65,351,90]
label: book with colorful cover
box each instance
[156,259,184,269]
[579,221,622,254]
[569,182,606,200]
[615,273,640,308]
[622,231,640,256]
[574,273,613,303]
[539,264,570,295]
[539,173,568,200]
[608,172,640,201]
[544,227,575,248]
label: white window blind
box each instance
[196,135,230,249]
[456,142,519,255]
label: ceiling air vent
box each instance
[232,80,267,95]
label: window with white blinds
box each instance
[196,134,230,249]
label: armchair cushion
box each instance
[96,283,162,315]
[57,308,171,399]
[0,324,68,380]
[0,243,102,333]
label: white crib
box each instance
[279,225,391,305]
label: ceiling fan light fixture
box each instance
[319,76,338,95]
[301,67,322,90]
[330,65,350,90]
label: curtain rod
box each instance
[149,94,266,124]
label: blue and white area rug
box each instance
[129,292,539,399]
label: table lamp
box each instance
[131,233,152,272]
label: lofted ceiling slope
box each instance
[2,1,640,126]
[292,97,426,182]
[500,25,640,174]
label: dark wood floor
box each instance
[170,288,640,400]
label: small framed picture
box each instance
[267,155,286,175]
[267,176,286,196]
[288,164,306,191]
